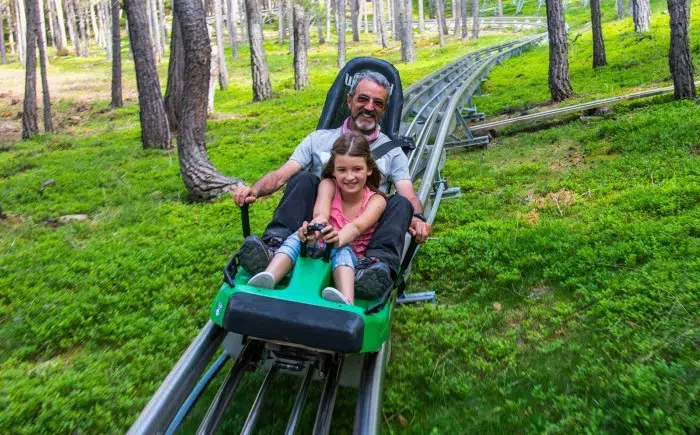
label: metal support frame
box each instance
[240,364,280,435]
[285,364,316,435]
[312,356,345,435]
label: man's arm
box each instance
[232,160,302,206]
[394,179,432,243]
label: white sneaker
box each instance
[322,287,352,305]
[247,272,276,289]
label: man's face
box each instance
[347,79,388,134]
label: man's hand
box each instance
[408,217,431,243]
[231,185,258,207]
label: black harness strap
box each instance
[371,137,416,161]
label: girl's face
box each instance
[333,154,372,195]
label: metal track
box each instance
[128,34,545,435]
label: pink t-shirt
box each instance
[328,183,378,258]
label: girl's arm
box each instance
[327,194,387,247]
[311,178,335,224]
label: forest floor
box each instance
[1,1,699,433]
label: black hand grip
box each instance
[241,204,250,238]
[300,224,333,262]
[223,254,238,287]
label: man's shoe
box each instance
[354,257,393,300]
[238,236,282,276]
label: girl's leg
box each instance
[248,234,301,288]
[322,247,357,305]
[264,254,294,282]
[333,266,355,304]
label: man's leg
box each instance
[355,194,413,299]
[239,172,319,275]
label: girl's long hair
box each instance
[321,131,383,194]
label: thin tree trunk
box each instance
[497,0,503,16]
[293,4,308,90]
[278,0,285,41]
[213,0,228,89]
[226,0,238,58]
[545,0,573,101]
[399,0,414,62]
[361,0,366,33]
[124,0,171,148]
[632,0,650,32]
[46,0,56,47]
[7,0,17,56]
[157,0,166,45]
[14,0,27,65]
[350,0,358,42]
[102,1,111,59]
[89,1,100,45]
[239,0,246,43]
[65,0,78,53]
[392,0,400,39]
[336,0,345,68]
[148,0,162,60]
[374,0,386,47]
[54,0,67,48]
[435,0,444,46]
[208,23,218,113]
[111,0,122,107]
[439,0,447,34]
[316,5,325,43]
[453,0,460,37]
[76,0,89,56]
[325,0,330,41]
[471,0,479,38]
[33,0,52,131]
[244,0,272,100]
[287,1,293,54]
[387,0,393,38]
[417,0,424,32]
[616,0,624,19]
[172,0,242,201]
[667,0,696,99]
[164,4,184,128]
[460,0,467,38]
[22,0,38,138]
[0,0,7,63]
[590,0,606,67]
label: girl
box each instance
[247,131,387,305]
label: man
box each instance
[231,71,431,298]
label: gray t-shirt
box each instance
[289,127,411,192]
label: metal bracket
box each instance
[397,291,437,305]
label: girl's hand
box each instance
[320,225,339,246]
[308,217,327,243]
[298,221,312,243]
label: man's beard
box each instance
[352,111,377,133]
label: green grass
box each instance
[1,4,699,434]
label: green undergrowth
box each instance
[1,5,699,435]
[474,0,700,116]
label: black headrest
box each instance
[316,57,403,140]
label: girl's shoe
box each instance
[247,272,276,289]
[322,287,352,305]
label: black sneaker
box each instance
[238,236,282,276]
[354,257,393,300]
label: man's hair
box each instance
[348,70,392,98]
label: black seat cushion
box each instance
[222,293,365,354]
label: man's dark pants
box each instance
[262,172,414,277]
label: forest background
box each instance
[1,0,698,433]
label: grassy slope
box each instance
[0,28,519,433]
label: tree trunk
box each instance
[54,0,67,48]
[350,0,358,42]
[460,0,467,38]
[497,0,503,16]
[238,0,246,44]
[667,0,696,99]
[47,0,55,46]
[316,6,325,44]
[387,0,393,38]
[36,0,49,65]
[111,0,122,107]
[287,1,293,54]
[157,0,166,45]
[0,0,7,63]
[452,0,460,37]
[471,0,479,38]
[6,0,17,57]
[244,0,272,100]
[214,0,228,89]
[336,0,345,68]
[361,0,367,33]
[399,0,414,62]
[293,4,308,90]
[172,0,242,201]
[439,0,447,34]
[101,1,111,59]
[226,0,238,58]
[374,0,387,47]
[435,0,444,46]
[14,0,27,65]
[428,0,434,19]
[164,6,184,128]
[325,0,330,41]
[545,0,573,101]
[590,0,606,67]
[616,0,624,19]
[33,0,53,131]
[124,0,171,148]
[76,0,89,56]
[277,0,285,41]
[632,0,650,32]
[22,0,38,138]
[148,0,162,61]
[417,0,424,32]
[65,0,78,53]
[89,2,100,45]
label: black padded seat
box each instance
[317,57,404,140]
[222,293,365,354]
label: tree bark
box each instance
[438,0,447,34]
[590,0,606,67]
[277,0,285,41]
[76,0,89,56]
[387,0,393,38]
[350,0,358,42]
[336,0,345,68]
[374,0,386,47]
[173,0,242,201]
[33,0,53,131]
[213,0,228,89]
[226,0,238,58]
[6,0,17,57]
[0,0,7,63]
[616,0,625,19]
[361,0,367,33]
[157,0,166,46]
[293,4,308,90]
[632,0,650,32]
[667,0,696,99]
[22,0,38,138]
[417,0,424,32]
[244,0,272,100]
[399,0,414,62]
[460,0,467,38]
[64,0,79,53]
[453,0,460,36]
[497,0,503,16]
[545,0,573,101]
[89,2,100,45]
[54,0,68,48]
[124,0,171,148]
[471,0,479,38]
[14,0,27,65]
[111,0,122,107]
[435,0,444,46]
[148,0,162,61]
[164,5,184,129]
[36,0,49,65]
[238,0,246,44]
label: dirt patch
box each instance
[530,188,577,211]
[522,209,540,225]
[529,283,551,300]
